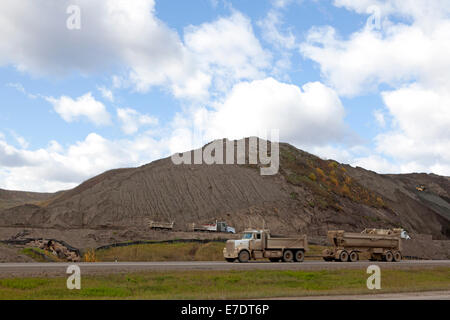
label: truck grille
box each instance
[226,241,234,253]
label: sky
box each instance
[0,0,449,192]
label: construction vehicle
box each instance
[416,185,426,192]
[190,220,235,233]
[223,229,308,263]
[322,228,410,262]
[147,220,174,231]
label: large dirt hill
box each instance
[0,138,449,241]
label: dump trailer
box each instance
[190,220,235,233]
[147,220,174,231]
[223,229,308,263]
[322,228,410,262]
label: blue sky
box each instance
[1,0,449,191]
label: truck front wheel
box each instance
[294,250,305,262]
[282,250,294,262]
[238,250,250,263]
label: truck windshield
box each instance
[242,233,253,239]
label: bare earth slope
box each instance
[0,138,449,242]
[0,189,57,210]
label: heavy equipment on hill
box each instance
[223,229,308,263]
[322,228,411,262]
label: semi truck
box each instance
[223,229,308,263]
[190,220,235,233]
[322,228,410,262]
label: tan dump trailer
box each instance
[322,228,410,262]
[223,229,308,263]
[147,220,175,231]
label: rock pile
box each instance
[28,239,81,262]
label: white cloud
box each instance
[351,155,399,173]
[6,82,37,99]
[183,12,271,96]
[299,0,450,175]
[0,132,170,192]
[0,1,270,101]
[117,108,158,135]
[373,109,386,127]
[374,85,450,170]
[97,86,114,102]
[46,93,111,126]
[300,13,450,96]
[168,78,349,153]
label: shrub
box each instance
[84,249,97,262]
[376,196,385,208]
[316,168,325,178]
[340,184,351,197]
[308,173,317,181]
[330,176,339,187]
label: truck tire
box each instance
[225,258,235,263]
[393,251,402,262]
[349,251,358,262]
[338,250,349,262]
[238,250,250,263]
[282,250,294,262]
[294,250,305,262]
[384,251,394,262]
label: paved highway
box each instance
[0,260,449,277]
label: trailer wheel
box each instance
[238,250,250,263]
[338,250,349,262]
[349,251,358,262]
[384,251,394,262]
[282,250,294,262]
[393,251,402,262]
[225,258,235,263]
[294,250,305,262]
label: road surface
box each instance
[271,290,450,300]
[0,260,449,277]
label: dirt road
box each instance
[0,260,449,277]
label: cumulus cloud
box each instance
[168,78,349,153]
[0,1,270,101]
[299,0,450,175]
[46,93,111,126]
[183,11,271,96]
[117,108,158,135]
[374,85,450,174]
[300,4,450,96]
[0,132,170,192]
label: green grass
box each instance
[21,248,62,262]
[95,242,226,262]
[0,268,448,300]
